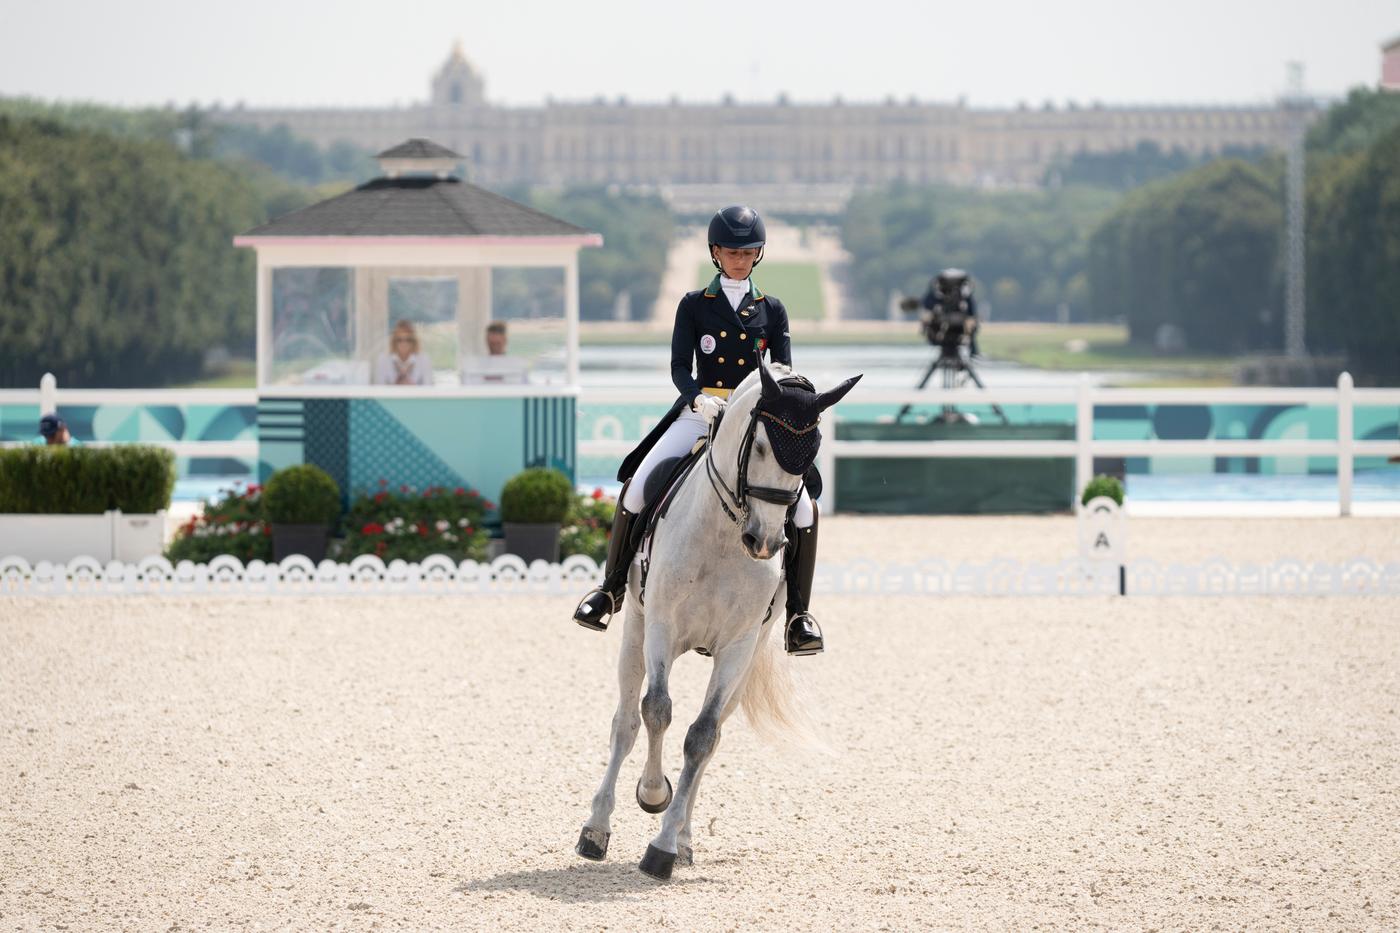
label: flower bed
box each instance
[165,483,272,564]
[559,488,616,563]
[340,482,493,563]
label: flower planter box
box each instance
[271,523,329,562]
[0,510,167,564]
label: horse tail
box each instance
[739,620,828,752]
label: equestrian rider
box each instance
[572,205,826,656]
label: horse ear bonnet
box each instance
[756,376,824,476]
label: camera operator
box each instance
[919,268,980,358]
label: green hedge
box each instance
[0,446,175,514]
[499,468,574,524]
[263,464,340,525]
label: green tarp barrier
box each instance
[834,421,1075,514]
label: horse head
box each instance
[710,357,861,560]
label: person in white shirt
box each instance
[374,320,432,386]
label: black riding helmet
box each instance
[708,205,766,270]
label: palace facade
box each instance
[212,43,1306,206]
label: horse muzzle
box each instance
[741,522,786,561]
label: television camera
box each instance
[896,268,1006,424]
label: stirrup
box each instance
[784,612,824,656]
[573,587,620,632]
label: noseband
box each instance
[704,377,815,528]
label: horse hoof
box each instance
[677,844,694,866]
[636,775,672,814]
[638,843,676,880]
[575,826,610,861]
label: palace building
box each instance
[212,42,1308,210]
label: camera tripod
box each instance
[895,344,1009,425]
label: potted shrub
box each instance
[499,467,574,563]
[263,464,341,562]
[1080,474,1125,508]
[0,445,174,563]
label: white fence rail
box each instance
[580,374,1400,517]
[8,373,1400,517]
[0,374,259,460]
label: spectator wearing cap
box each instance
[34,413,80,446]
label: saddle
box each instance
[630,439,708,552]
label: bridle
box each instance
[703,376,815,528]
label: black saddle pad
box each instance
[632,443,707,550]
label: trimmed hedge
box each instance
[0,445,175,514]
[499,467,574,524]
[263,464,341,525]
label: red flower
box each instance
[418,525,428,537]
[362,522,384,535]
[467,490,479,499]
[378,478,388,488]
[454,487,466,496]
[400,484,410,493]
[374,492,388,504]
[245,484,261,496]
[484,501,496,511]
[592,487,604,500]
[375,541,386,555]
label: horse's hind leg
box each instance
[576,597,646,861]
[639,633,758,880]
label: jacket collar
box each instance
[703,274,764,301]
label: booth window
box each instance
[270,267,356,385]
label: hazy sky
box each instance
[1,0,1395,110]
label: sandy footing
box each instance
[2,517,1398,931]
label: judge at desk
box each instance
[374,320,433,386]
[462,321,529,385]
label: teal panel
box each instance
[348,397,527,502]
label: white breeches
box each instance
[623,408,814,528]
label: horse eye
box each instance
[755,442,767,457]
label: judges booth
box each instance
[234,139,601,502]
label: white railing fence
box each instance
[0,373,259,460]
[581,373,1400,517]
[7,372,1399,518]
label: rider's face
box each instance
[712,246,760,280]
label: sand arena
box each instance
[3,515,1398,930]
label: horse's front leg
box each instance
[639,631,758,880]
[637,616,677,815]
[576,597,646,861]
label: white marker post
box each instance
[1079,496,1127,595]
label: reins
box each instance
[703,380,813,529]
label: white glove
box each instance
[692,393,726,424]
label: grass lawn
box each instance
[172,359,256,389]
[978,322,1237,385]
[696,262,823,320]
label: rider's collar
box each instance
[703,274,764,301]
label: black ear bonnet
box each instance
[755,375,823,476]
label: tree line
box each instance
[1085,88,1400,383]
[0,102,672,386]
[842,183,1120,322]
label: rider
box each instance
[572,205,826,656]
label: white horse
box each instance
[575,359,860,880]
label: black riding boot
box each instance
[783,503,824,656]
[573,485,641,631]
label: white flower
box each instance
[436,520,450,532]
[408,524,418,534]
[457,518,469,528]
